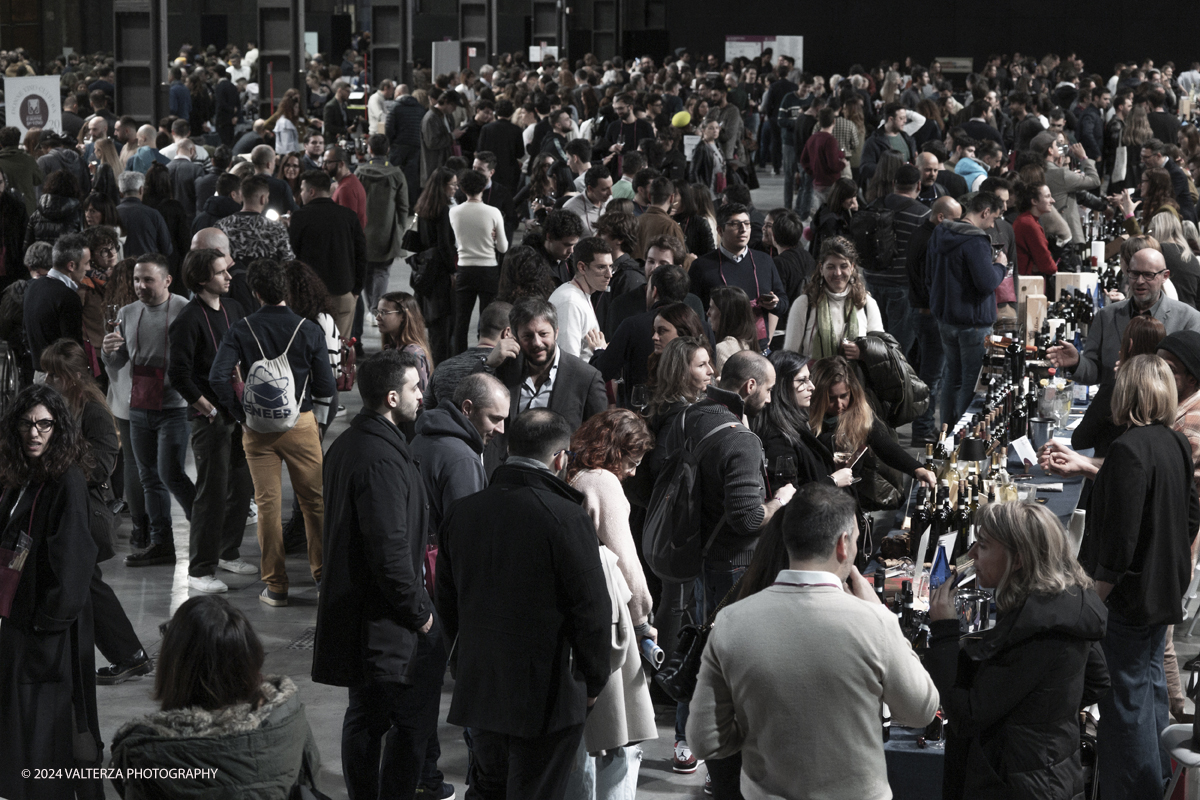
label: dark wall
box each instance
[664,0,1200,79]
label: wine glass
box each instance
[105,304,121,332]
[773,455,798,488]
[629,384,649,414]
[1052,383,1074,435]
[616,133,626,151]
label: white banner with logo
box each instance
[4,76,62,136]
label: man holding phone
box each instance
[689,203,789,349]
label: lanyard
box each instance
[717,249,762,299]
[134,300,172,367]
[771,581,841,589]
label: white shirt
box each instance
[244,49,259,69]
[520,346,561,412]
[227,64,251,83]
[774,569,845,589]
[549,281,601,360]
[160,140,210,163]
[368,91,389,134]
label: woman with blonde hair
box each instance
[1047,354,1197,798]
[879,70,901,104]
[707,287,757,377]
[926,501,1108,800]
[92,137,124,205]
[784,236,881,359]
[1149,210,1200,308]
[645,336,714,420]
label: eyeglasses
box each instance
[553,448,575,460]
[96,247,118,258]
[17,419,54,434]
[374,308,401,318]
[1128,267,1168,283]
[725,221,752,230]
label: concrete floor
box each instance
[92,170,1200,799]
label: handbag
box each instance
[336,337,357,392]
[654,569,744,704]
[129,303,172,411]
[0,483,46,618]
[401,226,423,254]
[423,543,437,598]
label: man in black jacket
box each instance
[213,76,240,147]
[481,297,606,474]
[1142,138,1197,223]
[477,99,525,193]
[860,103,918,186]
[209,259,337,606]
[436,408,611,798]
[23,232,87,375]
[169,248,256,591]
[386,85,427,206]
[314,349,449,800]
[290,169,367,338]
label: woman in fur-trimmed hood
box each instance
[109,596,320,800]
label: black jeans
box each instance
[342,611,447,800]
[453,266,500,356]
[91,564,142,664]
[188,414,253,577]
[466,723,585,800]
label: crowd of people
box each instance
[3,36,1200,800]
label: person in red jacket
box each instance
[799,107,846,218]
[1014,180,1059,276]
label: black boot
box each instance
[96,649,153,685]
[125,540,176,567]
[282,516,307,555]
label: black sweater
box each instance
[168,297,245,413]
[23,275,83,372]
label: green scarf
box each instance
[812,289,859,359]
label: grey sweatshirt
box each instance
[101,295,191,410]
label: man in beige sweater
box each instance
[687,482,939,799]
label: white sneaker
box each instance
[187,575,228,593]
[218,558,259,575]
[247,501,258,521]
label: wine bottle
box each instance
[924,443,936,473]
[928,481,952,563]
[874,570,887,607]
[953,486,972,562]
[934,424,950,460]
[910,486,931,562]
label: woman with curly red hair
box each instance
[565,407,658,795]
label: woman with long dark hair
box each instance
[377,290,435,391]
[110,596,320,797]
[275,152,303,206]
[41,339,151,687]
[1114,166,1181,236]
[272,92,303,154]
[674,181,717,257]
[412,167,458,363]
[283,260,340,431]
[0,385,102,797]
[83,191,121,231]
[708,286,758,378]
[810,177,859,257]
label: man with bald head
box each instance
[915,151,948,207]
[1050,247,1200,386]
[193,227,258,314]
[127,124,169,174]
[906,195,961,445]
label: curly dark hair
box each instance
[42,168,81,199]
[103,257,139,308]
[142,162,174,206]
[282,260,335,322]
[0,384,93,488]
[566,408,654,483]
[497,245,556,302]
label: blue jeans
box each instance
[128,407,195,545]
[677,564,746,743]
[864,279,916,356]
[1097,611,1169,798]
[937,321,991,424]
[911,311,944,442]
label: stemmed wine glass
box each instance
[105,304,121,332]
[629,384,648,414]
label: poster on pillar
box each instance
[4,77,62,137]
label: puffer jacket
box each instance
[855,330,930,427]
[386,95,426,152]
[926,587,1110,800]
[109,676,320,799]
[23,193,83,248]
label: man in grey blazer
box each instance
[480,297,607,474]
[1049,248,1200,384]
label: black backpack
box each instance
[848,199,897,272]
[642,407,751,583]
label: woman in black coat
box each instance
[24,169,84,249]
[0,173,29,288]
[412,167,458,364]
[926,501,1109,800]
[0,385,101,800]
[752,349,853,491]
[142,163,192,290]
